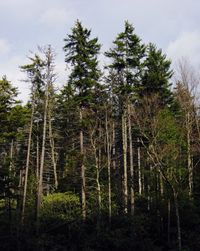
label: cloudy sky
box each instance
[0,0,200,102]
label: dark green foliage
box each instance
[0,76,19,140]
[64,20,101,107]
[105,21,145,103]
[139,43,173,106]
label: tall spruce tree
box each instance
[63,20,101,220]
[0,76,18,141]
[105,21,145,213]
[105,21,145,100]
[139,43,173,106]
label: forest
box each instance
[0,20,200,251]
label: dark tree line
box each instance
[1,20,200,251]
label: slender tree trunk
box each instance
[36,84,49,230]
[49,114,58,189]
[36,127,39,181]
[148,164,153,211]
[128,104,135,215]
[80,108,86,220]
[147,183,150,211]
[8,140,14,237]
[167,199,171,247]
[106,110,112,222]
[160,170,164,197]
[137,137,142,195]
[21,97,35,224]
[187,112,193,198]
[9,140,14,172]
[122,110,128,213]
[173,189,182,251]
[98,125,102,213]
[96,155,101,213]
[112,122,116,171]
[91,130,102,214]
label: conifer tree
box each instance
[63,20,101,220]
[139,43,173,107]
[105,21,145,213]
[0,76,18,141]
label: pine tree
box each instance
[105,21,145,213]
[0,76,19,141]
[139,43,173,107]
[63,20,101,220]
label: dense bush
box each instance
[41,192,81,221]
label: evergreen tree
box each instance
[0,76,19,141]
[63,20,101,106]
[105,21,145,213]
[63,20,101,219]
[139,43,173,106]
[105,21,145,102]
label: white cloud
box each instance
[40,8,74,26]
[0,55,30,103]
[54,60,68,89]
[167,31,200,67]
[0,39,10,54]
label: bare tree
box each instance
[105,107,112,222]
[122,108,128,213]
[128,104,135,215]
[175,59,199,198]
[80,108,86,220]
[36,45,56,230]
[133,94,183,251]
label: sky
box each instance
[0,0,200,102]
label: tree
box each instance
[36,45,57,230]
[133,96,185,251]
[63,20,101,220]
[105,21,145,213]
[20,46,57,229]
[0,76,19,141]
[139,43,173,107]
[20,52,45,224]
[173,59,200,200]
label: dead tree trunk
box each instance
[137,137,142,195]
[36,82,48,229]
[48,114,58,189]
[122,109,128,213]
[112,122,116,170]
[36,121,40,181]
[21,95,35,224]
[122,110,128,213]
[187,112,193,198]
[90,127,101,214]
[80,109,86,220]
[106,110,112,222]
[128,104,135,215]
